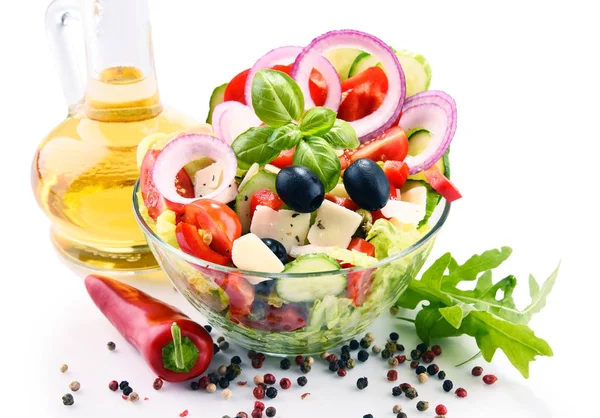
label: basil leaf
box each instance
[293,137,341,192]
[300,107,336,136]
[268,124,302,151]
[231,126,279,167]
[322,119,360,150]
[252,69,304,127]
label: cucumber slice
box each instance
[276,254,346,303]
[347,49,432,98]
[323,48,363,81]
[206,83,228,124]
[406,130,448,181]
[235,170,277,233]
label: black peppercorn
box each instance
[266,386,278,399]
[297,376,308,386]
[300,363,312,374]
[219,341,230,351]
[363,415,373,418]
[341,345,350,353]
[225,370,236,381]
[410,349,422,360]
[416,343,427,353]
[416,401,429,411]
[357,350,369,362]
[360,338,371,349]
[219,377,229,389]
[190,381,200,390]
[123,386,133,396]
[356,377,369,390]
[442,379,454,392]
[427,364,439,375]
[213,343,220,354]
[280,358,291,370]
[231,356,242,365]
[415,365,427,375]
[62,393,74,406]
[392,386,402,396]
[389,332,399,341]
[208,372,220,384]
[329,362,339,372]
[396,343,405,352]
[385,341,397,353]
[107,341,116,351]
[337,359,347,369]
[248,350,257,360]
[204,324,212,333]
[119,381,129,390]
[404,387,418,400]
[438,370,446,380]
[397,413,407,418]
[349,339,360,350]
[381,349,392,359]
[341,351,351,361]
[265,406,276,417]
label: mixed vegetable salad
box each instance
[137,29,461,338]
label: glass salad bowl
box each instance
[133,181,450,355]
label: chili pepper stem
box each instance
[171,323,185,370]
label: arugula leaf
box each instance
[251,69,304,127]
[293,137,341,192]
[231,126,279,168]
[322,119,360,150]
[300,107,336,136]
[415,303,462,342]
[268,123,302,151]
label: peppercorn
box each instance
[190,381,200,390]
[363,415,373,418]
[60,364,68,373]
[217,336,225,344]
[320,352,330,360]
[219,377,230,389]
[356,377,368,390]
[300,363,312,374]
[392,386,402,397]
[387,358,398,370]
[389,332,399,341]
[393,405,403,414]
[204,324,212,333]
[107,341,116,351]
[341,351,351,361]
[472,366,484,376]
[248,350,257,360]
[119,381,129,390]
[387,370,398,381]
[372,344,382,354]
[400,383,412,392]
[341,345,350,353]
[209,372,220,384]
[219,341,230,351]
[252,358,263,369]
[435,404,448,415]
[62,393,74,406]
[358,350,369,362]
[251,408,262,418]
[346,359,356,369]
[295,355,304,365]
[130,392,140,402]
[279,378,291,390]
[217,365,227,376]
[360,338,371,349]
[69,381,80,392]
[396,344,405,352]
[386,341,397,353]
[416,343,428,353]
[214,343,220,354]
[123,386,133,396]
[422,350,435,363]
[455,387,468,398]
[349,339,360,350]
[410,360,419,369]
[254,375,264,385]
[483,374,498,385]
[415,365,427,375]
[280,358,291,370]
[297,376,308,386]
[253,401,265,411]
[305,356,315,365]
[442,380,453,392]
[265,406,276,417]
[263,373,276,385]
[253,386,265,399]
[416,401,429,411]
[109,380,119,391]
[405,387,418,400]
[366,332,375,340]
[382,349,392,359]
[396,355,407,364]
[437,371,446,380]
[427,364,440,375]
[417,373,428,384]
[226,369,236,381]
[390,305,400,315]
[329,362,339,372]
[256,353,266,362]
[337,368,347,377]
[237,413,248,418]
[231,355,242,365]
[266,386,278,399]
[326,354,338,363]
[397,414,407,418]
[410,349,421,360]
[432,345,442,356]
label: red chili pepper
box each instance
[85,275,213,382]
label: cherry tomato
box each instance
[383,160,410,189]
[324,194,359,211]
[342,127,409,167]
[338,67,388,122]
[347,238,376,258]
[175,222,231,266]
[424,166,462,202]
[250,188,284,219]
[270,148,295,169]
[216,274,256,316]
[224,69,250,104]
[183,199,242,258]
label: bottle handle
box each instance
[45,0,85,115]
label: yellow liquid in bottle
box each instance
[32,67,195,272]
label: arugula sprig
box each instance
[395,247,559,378]
[231,69,359,191]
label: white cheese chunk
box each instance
[213,179,238,204]
[264,164,281,174]
[401,184,427,211]
[380,200,424,225]
[231,233,284,273]
[238,163,259,190]
[307,200,362,248]
[194,162,223,197]
[250,206,311,253]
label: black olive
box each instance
[343,159,390,210]
[261,238,288,264]
[275,165,325,213]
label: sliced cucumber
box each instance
[235,170,277,233]
[347,49,432,98]
[407,130,447,181]
[323,48,364,81]
[276,254,346,303]
[206,83,228,124]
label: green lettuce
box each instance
[366,219,422,259]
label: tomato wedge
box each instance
[347,238,376,258]
[223,69,250,104]
[175,222,231,266]
[325,194,359,211]
[340,126,409,170]
[270,148,295,169]
[424,166,462,202]
[216,274,255,316]
[250,188,284,219]
[338,67,388,122]
[383,160,410,189]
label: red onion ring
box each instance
[211,101,260,145]
[291,30,405,141]
[244,45,342,112]
[153,134,237,204]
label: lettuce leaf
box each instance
[366,219,422,259]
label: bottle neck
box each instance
[82,0,162,122]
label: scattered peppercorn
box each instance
[329,362,339,372]
[217,336,225,344]
[455,387,467,398]
[337,368,347,377]
[356,377,369,390]
[472,366,484,376]
[107,341,116,351]
[437,371,446,380]
[266,386,278,399]
[320,352,330,360]
[265,406,276,417]
[297,376,308,387]
[151,377,163,390]
[405,387,418,400]
[231,355,242,365]
[390,332,400,341]
[396,344,405,352]
[382,349,392,359]
[123,386,133,396]
[219,341,230,351]
[295,355,304,365]
[393,405,403,414]
[366,332,376,340]
[417,373,428,384]
[435,404,448,415]
[219,377,230,389]
[196,376,208,389]
[60,364,68,373]
[427,364,440,375]
[254,401,265,411]
[410,360,419,369]
[252,358,263,369]
[387,370,398,381]
[360,338,371,349]
[396,355,407,364]
[279,378,291,390]
[416,343,428,353]
[415,365,427,375]
[254,375,264,385]
[190,381,200,390]
[400,382,412,392]
[109,380,119,391]
[62,393,74,406]
[358,350,369,362]
[280,358,291,370]
[203,324,212,333]
[483,374,498,385]
[372,344,382,354]
[69,381,80,392]
[411,349,422,360]
[300,363,312,374]
[237,413,248,418]
[347,359,356,369]
[341,344,350,353]
[214,343,220,354]
[305,356,315,365]
[251,408,262,418]
[422,350,435,363]
[386,341,398,353]
[119,381,129,390]
[326,354,338,363]
[341,351,351,361]
[392,386,402,396]
[263,373,276,385]
[256,353,266,362]
[248,350,257,360]
[209,373,220,384]
[397,413,407,418]
[432,345,442,356]
[253,386,265,399]
[350,339,360,350]
[217,365,227,376]
[363,415,373,418]
[387,357,398,369]
[442,380,453,392]
[416,401,429,411]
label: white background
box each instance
[1,0,599,417]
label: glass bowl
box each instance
[133,181,450,355]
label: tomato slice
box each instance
[270,148,295,169]
[176,222,231,266]
[338,67,388,122]
[347,238,375,258]
[384,160,410,189]
[324,194,359,211]
[183,199,242,258]
[232,303,307,332]
[223,69,250,104]
[250,188,284,219]
[343,126,409,166]
[140,149,194,220]
[346,268,376,307]
[424,166,462,202]
[216,274,256,316]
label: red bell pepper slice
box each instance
[424,165,462,202]
[347,237,376,258]
[383,160,410,189]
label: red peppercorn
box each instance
[435,404,448,415]
[483,374,498,385]
[395,355,407,364]
[295,355,304,365]
[153,377,163,391]
[337,369,347,377]
[472,366,484,376]
[432,345,442,356]
[252,358,263,369]
[387,370,398,381]
[237,413,249,418]
[253,386,265,399]
[399,382,412,391]
[422,350,435,363]
[326,354,338,363]
[410,360,419,369]
[108,380,119,391]
[455,387,468,398]
[256,353,266,362]
[254,401,265,411]
[251,408,263,418]
[280,378,291,389]
[198,376,210,389]
[263,373,276,385]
